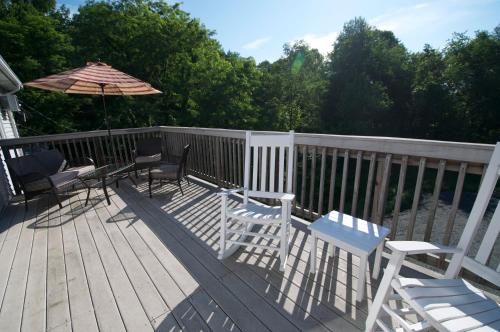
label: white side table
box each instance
[308,210,390,302]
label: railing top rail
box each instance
[0,126,160,146]
[158,126,495,164]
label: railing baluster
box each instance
[85,138,92,163]
[339,150,349,214]
[128,134,136,163]
[390,155,408,239]
[363,152,377,221]
[191,134,198,175]
[351,151,362,216]
[292,145,298,212]
[232,139,237,187]
[66,139,75,162]
[423,160,446,242]
[225,137,230,185]
[375,154,392,225]
[308,147,317,219]
[229,138,234,186]
[122,135,130,164]
[327,148,338,212]
[442,162,468,246]
[300,145,307,216]
[204,136,210,178]
[209,136,215,180]
[78,139,86,161]
[70,139,81,164]
[237,139,242,187]
[98,136,106,165]
[317,147,326,216]
[406,157,427,240]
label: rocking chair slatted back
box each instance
[445,142,500,286]
[243,131,294,204]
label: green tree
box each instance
[443,30,500,143]
[0,0,90,135]
[322,17,412,136]
[255,42,327,131]
[409,44,452,139]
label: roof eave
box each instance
[0,54,23,95]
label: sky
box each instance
[58,0,500,63]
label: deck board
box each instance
[0,198,37,331]
[0,175,394,332]
[22,199,49,332]
[46,193,72,332]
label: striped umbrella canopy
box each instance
[25,62,161,138]
[25,61,161,95]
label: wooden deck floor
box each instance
[0,176,389,332]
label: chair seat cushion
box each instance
[136,154,161,164]
[150,163,177,179]
[51,165,95,189]
[227,203,282,223]
[66,165,95,177]
[394,277,500,331]
[24,165,95,192]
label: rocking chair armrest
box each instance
[218,187,246,197]
[248,191,295,202]
[278,193,295,202]
[386,241,462,255]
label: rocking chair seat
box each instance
[227,203,282,224]
[392,277,500,331]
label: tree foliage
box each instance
[1,2,498,143]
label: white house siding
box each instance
[0,55,22,214]
[0,107,19,213]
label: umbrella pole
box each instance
[100,84,111,139]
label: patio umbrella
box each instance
[25,61,161,138]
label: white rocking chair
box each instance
[366,142,500,332]
[218,131,295,271]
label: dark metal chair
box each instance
[134,137,162,178]
[148,144,191,197]
[6,149,94,210]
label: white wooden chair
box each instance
[366,142,500,332]
[218,131,295,271]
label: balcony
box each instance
[0,126,496,331]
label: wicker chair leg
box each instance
[52,189,63,209]
[178,179,184,195]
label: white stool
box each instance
[308,210,389,302]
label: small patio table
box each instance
[308,210,390,302]
[78,163,136,206]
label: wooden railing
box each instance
[0,126,496,271]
